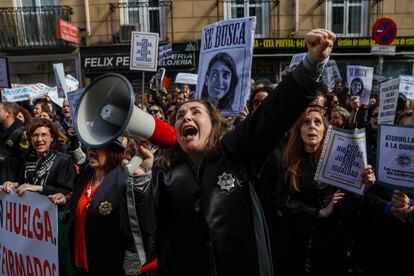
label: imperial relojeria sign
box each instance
[82,53,194,71]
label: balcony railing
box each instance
[110,1,173,44]
[0,5,73,50]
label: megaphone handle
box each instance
[125,154,144,175]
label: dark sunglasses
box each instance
[149,109,160,114]
[371,112,378,118]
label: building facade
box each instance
[1,0,413,89]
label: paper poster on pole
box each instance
[377,124,414,190]
[0,57,10,88]
[378,78,400,125]
[314,126,367,195]
[195,17,256,116]
[68,88,85,129]
[347,65,373,105]
[53,63,67,98]
[399,75,414,101]
[130,32,159,72]
[289,53,306,71]
[0,190,59,276]
[322,60,342,91]
[158,42,173,62]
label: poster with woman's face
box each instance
[346,65,373,105]
[195,17,256,116]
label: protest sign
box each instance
[314,126,367,195]
[0,57,10,88]
[399,75,414,101]
[347,65,373,105]
[175,73,198,85]
[130,32,159,72]
[53,63,67,98]
[378,78,400,124]
[195,17,256,116]
[322,60,342,91]
[0,190,59,276]
[289,53,306,70]
[377,124,414,190]
[68,88,85,129]
[2,83,52,102]
[158,42,173,62]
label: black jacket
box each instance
[153,62,320,276]
[0,119,24,162]
[69,165,156,276]
[1,150,75,195]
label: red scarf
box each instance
[74,180,99,272]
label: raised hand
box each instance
[305,29,336,61]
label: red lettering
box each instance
[44,211,53,244]
[13,202,21,235]
[33,209,43,241]
[22,205,28,237]
[43,260,51,276]
[26,255,34,276]
[33,257,43,276]
[6,201,12,232]
[7,249,14,276]
[14,251,26,276]
[1,245,6,274]
[27,206,33,239]
[52,263,56,276]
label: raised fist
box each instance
[305,29,336,61]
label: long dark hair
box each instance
[158,99,233,170]
[201,52,238,110]
[282,106,329,192]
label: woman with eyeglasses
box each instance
[0,118,75,196]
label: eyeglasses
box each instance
[149,109,160,114]
[371,112,378,118]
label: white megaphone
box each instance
[75,73,177,151]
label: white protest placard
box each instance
[0,57,10,88]
[130,32,159,72]
[0,190,59,275]
[53,63,67,98]
[377,125,414,190]
[314,126,367,195]
[175,73,198,85]
[158,42,173,62]
[195,17,256,116]
[289,53,306,70]
[68,88,85,129]
[378,78,400,125]
[347,65,373,105]
[399,75,414,101]
[322,60,342,91]
[2,83,52,102]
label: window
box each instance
[16,0,58,45]
[327,0,368,37]
[224,0,269,38]
[121,0,166,40]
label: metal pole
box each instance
[141,71,145,108]
[378,55,384,75]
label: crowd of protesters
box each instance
[0,28,413,276]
